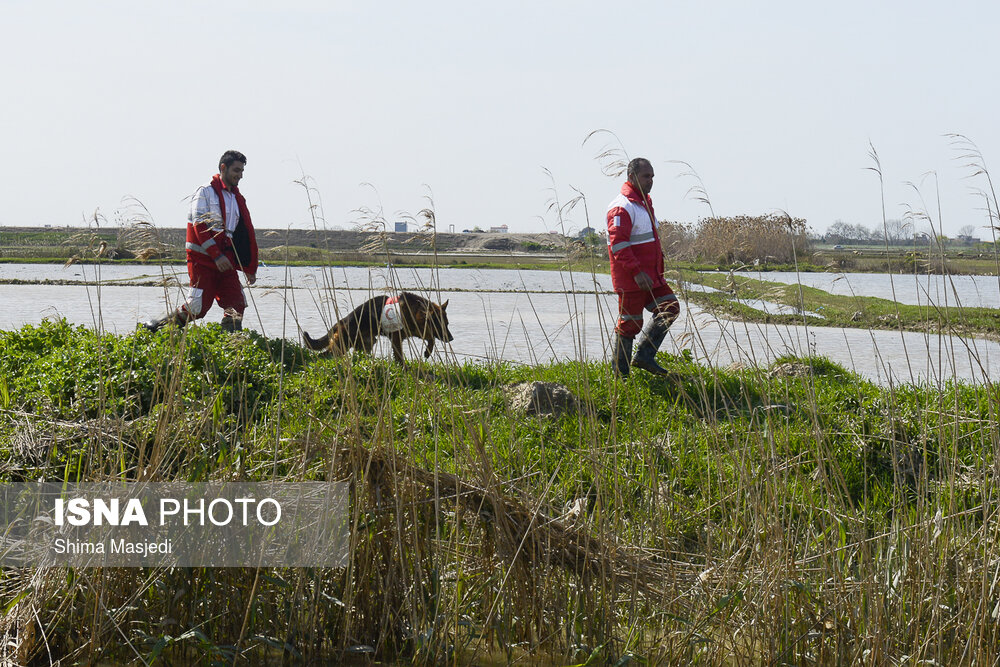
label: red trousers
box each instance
[615,283,680,338]
[181,258,246,320]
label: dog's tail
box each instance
[302,330,330,352]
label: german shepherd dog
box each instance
[302,292,454,364]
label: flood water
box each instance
[3,263,1000,386]
[721,270,1000,308]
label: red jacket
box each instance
[185,175,259,276]
[606,181,665,292]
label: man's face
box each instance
[220,161,245,189]
[630,163,654,195]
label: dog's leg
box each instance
[359,333,376,355]
[390,332,406,364]
[423,338,435,358]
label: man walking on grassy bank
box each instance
[607,157,679,377]
[143,150,258,333]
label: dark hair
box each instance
[219,150,247,169]
[627,157,652,179]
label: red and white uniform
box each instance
[181,175,258,319]
[607,181,678,337]
[607,181,666,292]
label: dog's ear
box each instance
[441,300,449,310]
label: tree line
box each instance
[822,219,982,245]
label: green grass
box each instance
[678,269,1000,340]
[0,252,603,272]
[808,246,1000,275]
[1,320,999,663]
[7,240,1000,277]
[0,230,117,245]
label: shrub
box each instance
[689,214,810,264]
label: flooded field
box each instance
[721,270,1000,308]
[3,263,1000,385]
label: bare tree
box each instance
[827,221,876,244]
[882,218,912,245]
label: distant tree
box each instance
[580,229,601,247]
[881,218,912,245]
[827,221,875,244]
[912,222,936,242]
[826,221,853,243]
[854,224,875,242]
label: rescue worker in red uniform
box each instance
[143,150,258,332]
[606,157,680,377]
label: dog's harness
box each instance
[380,297,404,333]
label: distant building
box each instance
[394,221,407,233]
[957,234,980,244]
[489,224,509,233]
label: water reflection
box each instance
[1,264,998,385]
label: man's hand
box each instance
[214,255,234,273]
[634,271,653,291]
[246,273,257,286]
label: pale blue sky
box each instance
[2,0,998,237]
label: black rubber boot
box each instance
[220,310,243,332]
[631,316,672,376]
[141,310,189,333]
[612,333,633,378]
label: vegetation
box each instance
[6,220,1000,277]
[2,134,999,664]
[677,270,1000,340]
[821,218,993,248]
[1,319,999,664]
[804,245,1000,275]
[661,214,811,265]
[0,226,566,266]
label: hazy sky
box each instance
[3,0,998,238]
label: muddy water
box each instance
[3,264,999,385]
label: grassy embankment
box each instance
[678,269,1000,341]
[5,226,1000,275]
[0,246,579,272]
[810,245,1000,276]
[0,226,579,271]
[0,318,999,664]
[4,250,997,275]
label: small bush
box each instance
[663,214,810,264]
